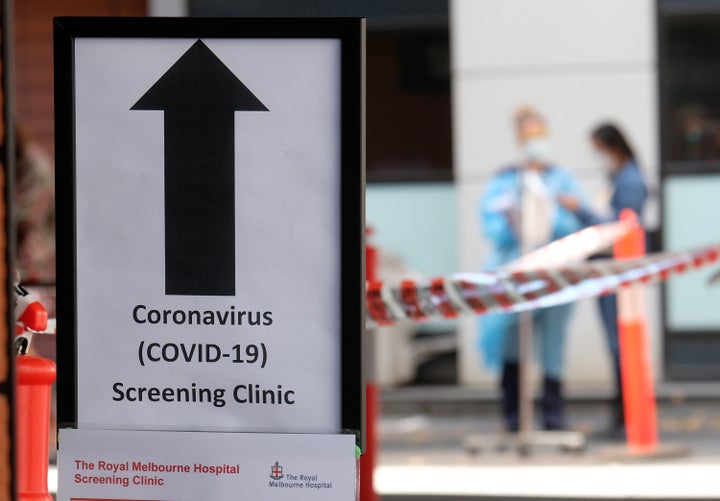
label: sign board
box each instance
[58,429,356,500]
[55,18,364,438]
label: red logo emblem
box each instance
[270,461,284,480]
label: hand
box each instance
[558,194,580,212]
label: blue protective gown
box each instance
[478,165,590,378]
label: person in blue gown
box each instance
[480,107,590,431]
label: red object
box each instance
[366,228,378,282]
[366,280,394,326]
[456,280,488,314]
[16,355,56,501]
[360,227,379,501]
[614,209,658,453]
[429,278,459,319]
[399,280,427,321]
[17,302,48,333]
[360,383,378,501]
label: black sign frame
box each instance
[54,17,365,446]
[1,0,16,498]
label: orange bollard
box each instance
[16,355,56,501]
[614,209,658,453]
[360,227,378,501]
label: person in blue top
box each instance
[480,106,591,432]
[559,123,648,437]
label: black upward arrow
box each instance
[132,40,268,296]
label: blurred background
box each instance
[13,0,720,499]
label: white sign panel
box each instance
[58,429,357,501]
[55,18,364,435]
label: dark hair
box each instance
[592,123,635,161]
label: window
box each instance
[661,9,720,171]
[189,0,453,182]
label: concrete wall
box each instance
[450,0,661,390]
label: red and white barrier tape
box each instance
[507,220,631,271]
[367,243,720,326]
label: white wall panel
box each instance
[452,0,654,71]
[454,71,658,184]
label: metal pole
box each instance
[517,171,534,452]
[517,310,533,451]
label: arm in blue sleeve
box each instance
[612,177,647,218]
[554,169,596,233]
[480,175,518,249]
[575,206,609,227]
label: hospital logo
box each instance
[270,461,284,481]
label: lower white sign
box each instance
[58,429,356,501]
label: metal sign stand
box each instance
[465,168,586,456]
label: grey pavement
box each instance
[377,393,720,499]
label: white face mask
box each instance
[597,151,617,172]
[523,138,552,164]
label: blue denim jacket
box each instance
[575,160,647,225]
